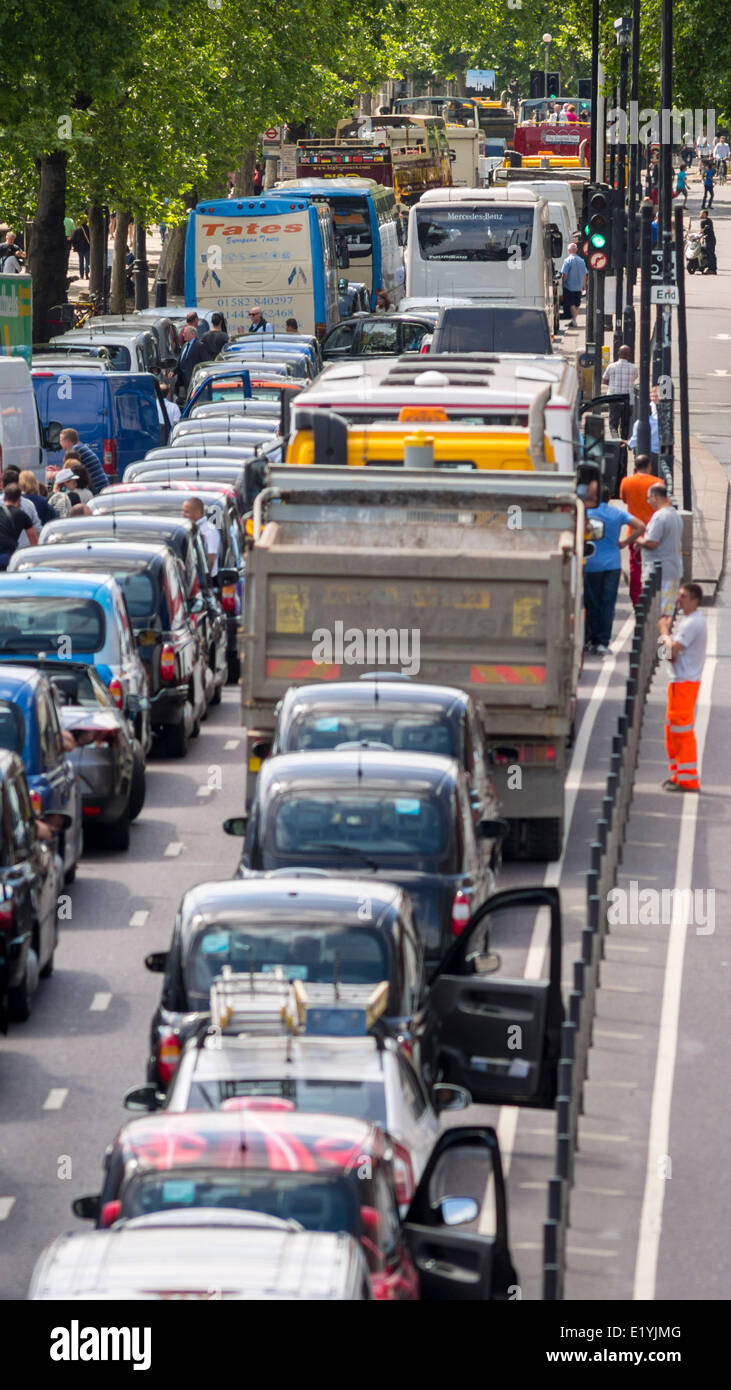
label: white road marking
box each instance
[601,983,642,993]
[43,1088,68,1111]
[196,786,213,798]
[633,611,718,1301]
[580,1131,630,1144]
[582,1188,627,1198]
[89,993,111,1012]
[129,910,149,928]
[594,1029,644,1041]
[224,739,240,750]
[592,1080,638,1089]
[568,1247,619,1258]
[489,614,636,1225]
[164,842,183,857]
[0,1198,15,1221]
[605,943,650,952]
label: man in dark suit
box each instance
[175,326,212,399]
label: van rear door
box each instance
[110,376,168,481]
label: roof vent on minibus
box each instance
[416,371,450,389]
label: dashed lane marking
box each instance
[129,910,149,927]
[43,1089,68,1111]
[224,739,240,750]
[164,842,183,857]
[196,786,213,797]
[0,1198,16,1221]
[89,993,111,1012]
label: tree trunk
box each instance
[233,148,256,197]
[29,150,68,343]
[133,222,149,309]
[88,202,106,304]
[109,208,130,313]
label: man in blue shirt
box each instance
[58,428,106,495]
[584,487,645,654]
[561,242,587,327]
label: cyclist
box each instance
[713,135,729,182]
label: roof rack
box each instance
[285,979,389,1037]
[209,965,291,1035]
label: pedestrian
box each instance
[252,162,264,195]
[48,468,83,518]
[71,219,90,279]
[158,380,181,428]
[181,497,220,574]
[565,104,578,123]
[696,134,710,168]
[285,317,299,333]
[602,345,638,438]
[2,467,40,545]
[619,456,656,606]
[0,483,38,568]
[200,311,228,357]
[675,167,688,204]
[635,482,684,615]
[560,242,587,327]
[175,325,212,398]
[625,389,660,473]
[247,304,273,335]
[713,135,730,179]
[681,131,695,168]
[701,161,714,208]
[58,428,106,495]
[64,212,75,269]
[17,470,54,526]
[584,486,645,655]
[699,212,717,274]
[0,231,26,271]
[64,457,94,503]
[658,581,706,793]
[185,311,207,339]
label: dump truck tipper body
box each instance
[239,467,585,859]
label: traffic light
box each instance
[529,69,561,99]
[583,183,614,267]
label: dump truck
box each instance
[239,466,587,860]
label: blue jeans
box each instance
[78,248,89,278]
[584,568,621,648]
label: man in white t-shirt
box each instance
[636,483,683,614]
[182,496,220,575]
[658,582,706,792]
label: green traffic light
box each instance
[590,233,606,248]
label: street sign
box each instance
[465,69,496,96]
[0,273,32,364]
[651,284,679,305]
[651,249,677,281]
[262,126,282,146]
[589,249,608,271]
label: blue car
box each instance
[0,573,152,756]
[0,667,83,883]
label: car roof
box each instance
[258,749,459,794]
[283,680,469,716]
[186,1033,386,1082]
[115,1109,377,1173]
[18,540,170,569]
[179,875,404,924]
[0,571,118,599]
[39,516,193,545]
[0,665,43,698]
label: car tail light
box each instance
[102,439,117,476]
[83,805,102,817]
[158,1031,180,1084]
[221,584,236,614]
[108,677,124,709]
[451,889,472,936]
[160,643,176,682]
[29,788,43,816]
[391,1141,416,1207]
[99,1199,122,1229]
[0,898,14,933]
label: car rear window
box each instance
[185,923,389,1007]
[0,700,25,755]
[0,597,106,654]
[187,1078,387,1127]
[436,308,551,355]
[122,1171,360,1235]
[266,791,448,862]
[288,709,457,758]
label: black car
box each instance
[142,876,423,1088]
[430,305,553,355]
[38,515,228,705]
[0,658,144,849]
[0,750,62,1024]
[144,874,563,1112]
[12,541,208,759]
[267,679,500,850]
[322,314,434,361]
[229,750,505,962]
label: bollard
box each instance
[155,276,168,307]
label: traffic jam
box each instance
[3,104,631,1304]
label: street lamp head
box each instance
[613,16,633,45]
[542,32,552,43]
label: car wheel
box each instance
[129,747,146,821]
[40,946,55,980]
[165,720,189,758]
[64,862,77,886]
[9,947,38,1022]
[210,681,222,707]
[106,809,131,852]
[227,652,240,684]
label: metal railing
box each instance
[542,563,662,1299]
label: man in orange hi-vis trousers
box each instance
[658,582,707,793]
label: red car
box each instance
[73,1110,517,1301]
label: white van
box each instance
[0,357,45,481]
[405,187,562,332]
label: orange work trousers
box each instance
[665,680,701,789]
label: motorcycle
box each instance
[685,227,713,274]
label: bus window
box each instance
[331,197,373,259]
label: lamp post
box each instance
[542,33,552,101]
[623,0,641,351]
[612,16,632,359]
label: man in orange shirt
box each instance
[619,455,655,605]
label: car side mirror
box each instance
[550,225,563,257]
[44,420,63,450]
[99,1199,122,1229]
[72,1193,101,1222]
[432,1083,471,1113]
[466,950,501,976]
[223,815,248,836]
[144,950,168,973]
[124,1083,164,1112]
[437,1196,479,1227]
[251,738,272,760]
[217,568,238,587]
[477,817,510,841]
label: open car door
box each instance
[417,886,562,1108]
[401,1126,517,1300]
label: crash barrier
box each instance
[542,564,662,1299]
